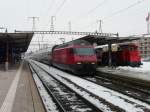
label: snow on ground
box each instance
[30,62,94,112]
[30,60,150,112]
[97,62,150,81]
[118,62,150,73]
[29,65,58,112]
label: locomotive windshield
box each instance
[74,48,95,55]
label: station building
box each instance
[138,35,150,59]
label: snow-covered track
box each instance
[28,64,59,112]
[29,60,126,112]
[28,60,150,112]
[84,71,150,105]
[97,71,150,90]
[29,62,104,112]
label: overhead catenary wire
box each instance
[86,0,109,15]
[83,0,146,31]
[77,0,109,31]
[80,21,97,31]
[53,0,67,16]
[102,0,146,20]
[42,0,67,28]
[45,0,55,17]
[44,0,67,30]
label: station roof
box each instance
[0,33,33,54]
[78,35,140,45]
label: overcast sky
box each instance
[0,0,150,50]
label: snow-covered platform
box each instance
[0,61,45,112]
[97,62,150,82]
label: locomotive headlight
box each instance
[91,62,95,64]
[77,62,81,64]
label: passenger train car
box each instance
[29,47,52,65]
[31,40,97,76]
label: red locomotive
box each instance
[52,40,97,75]
[31,40,97,76]
[95,43,142,67]
[117,43,141,67]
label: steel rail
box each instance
[31,61,125,112]
[29,63,67,112]
[82,72,150,105]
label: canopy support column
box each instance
[5,42,9,71]
[108,43,112,67]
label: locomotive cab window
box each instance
[73,48,95,55]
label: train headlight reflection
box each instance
[77,62,81,64]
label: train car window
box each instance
[69,48,74,54]
[74,48,95,55]
[129,47,133,51]
[71,40,91,46]
[134,47,138,50]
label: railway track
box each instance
[29,61,125,112]
[96,71,150,91]
[29,65,58,112]
[28,60,150,111]
[83,71,150,105]
[30,63,99,112]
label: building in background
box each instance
[139,35,150,59]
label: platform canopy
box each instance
[0,33,33,54]
[0,32,33,64]
[78,35,140,45]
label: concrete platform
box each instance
[0,61,45,112]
